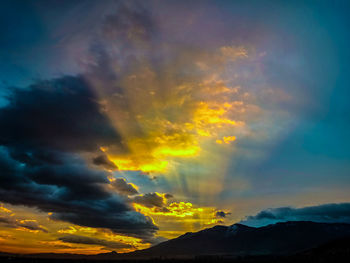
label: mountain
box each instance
[128,221,350,258]
[1,221,350,261]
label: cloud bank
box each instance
[0,75,157,241]
[240,203,350,227]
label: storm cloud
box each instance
[0,146,157,240]
[111,178,139,196]
[0,76,122,155]
[0,75,158,241]
[93,154,118,170]
[133,193,171,208]
[240,203,350,227]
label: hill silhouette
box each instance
[1,221,350,262]
[129,221,350,258]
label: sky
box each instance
[0,0,350,254]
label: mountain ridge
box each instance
[128,221,350,258]
[1,221,350,259]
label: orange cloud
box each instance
[0,204,12,213]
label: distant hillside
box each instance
[129,221,350,258]
[1,221,350,261]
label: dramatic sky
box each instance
[1,0,350,254]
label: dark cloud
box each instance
[0,215,48,233]
[93,154,118,170]
[27,158,111,201]
[111,178,139,196]
[0,75,122,156]
[215,211,230,218]
[133,192,170,208]
[0,148,157,240]
[59,234,133,249]
[241,203,350,227]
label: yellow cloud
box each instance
[92,45,253,176]
[58,226,77,234]
[0,204,12,213]
[216,136,236,144]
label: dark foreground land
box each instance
[1,237,350,263]
[0,253,350,263]
[1,222,350,263]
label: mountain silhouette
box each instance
[129,221,350,258]
[1,221,350,260]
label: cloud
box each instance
[93,154,118,170]
[0,76,122,156]
[240,203,350,227]
[133,193,170,208]
[58,234,133,249]
[0,215,48,233]
[78,0,267,180]
[111,178,139,196]
[0,203,11,213]
[215,211,230,218]
[0,146,157,240]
